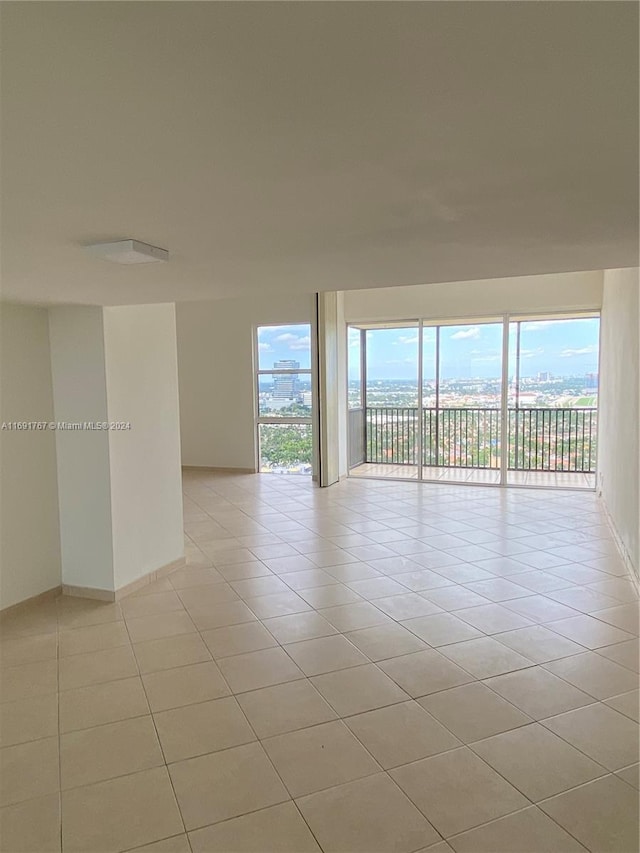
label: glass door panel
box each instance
[421,325,438,471]
[347,327,365,470]
[430,321,503,484]
[506,315,599,488]
[357,324,419,480]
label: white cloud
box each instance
[395,335,419,346]
[259,327,288,341]
[520,347,544,358]
[560,345,598,358]
[289,335,311,350]
[258,342,272,352]
[451,327,480,340]
[271,331,311,351]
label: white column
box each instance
[103,304,184,590]
[49,303,184,597]
[336,294,348,478]
[316,292,343,487]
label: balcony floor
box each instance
[350,463,596,489]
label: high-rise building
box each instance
[273,360,300,398]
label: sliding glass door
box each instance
[361,324,420,480]
[348,312,598,489]
[428,320,503,485]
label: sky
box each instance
[349,318,600,380]
[257,325,312,370]
[257,319,600,381]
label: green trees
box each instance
[260,425,313,468]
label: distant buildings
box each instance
[273,360,300,399]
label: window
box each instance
[255,324,313,474]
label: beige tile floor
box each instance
[1,470,638,853]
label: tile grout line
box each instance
[156,562,323,850]
[119,608,194,853]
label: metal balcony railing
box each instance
[508,407,597,473]
[352,407,597,473]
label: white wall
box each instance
[598,268,639,578]
[177,292,314,469]
[49,306,115,591]
[104,304,184,589]
[344,271,603,322]
[50,304,184,594]
[0,304,62,609]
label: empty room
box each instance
[1,3,638,853]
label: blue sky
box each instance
[258,325,312,370]
[349,318,600,380]
[257,319,600,380]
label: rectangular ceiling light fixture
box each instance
[85,239,169,264]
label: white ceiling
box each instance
[2,2,638,306]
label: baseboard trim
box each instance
[115,556,186,599]
[598,495,639,588]
[182,465,257,474]
[0,585,62,616]
[62,584,115,602]
[62,557,187,603]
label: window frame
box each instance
[253,323,313,473]
[346,309,601,488]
